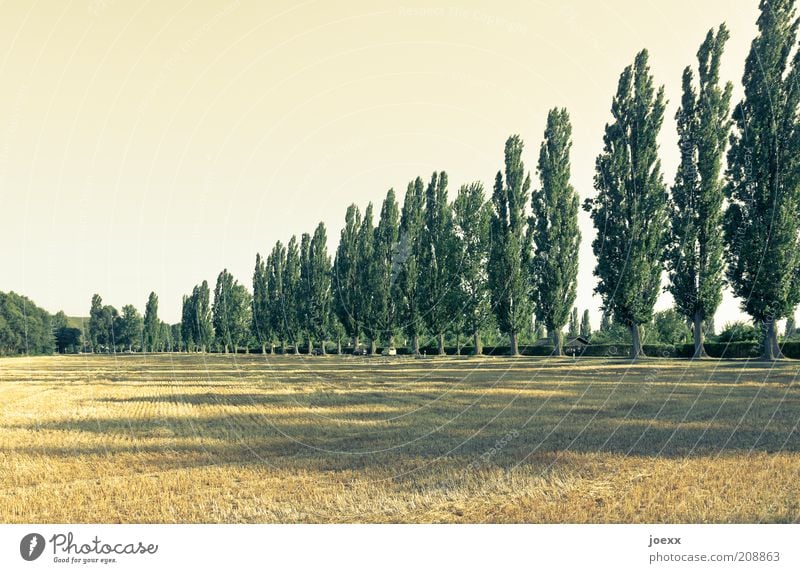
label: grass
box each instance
[0,353,798,523]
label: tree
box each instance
[299,232,313,353]
[373,190,401,350]
[584,50,668,359]
[785,314,797,339]
[333,204,363,350]
[171,323,183,352]
[452,181,492,355]
[489,136,532,356]
[651,309,691,345]
[88,294,104,352]
[212,269,252,353]
[252,252,272,353]
[283,236,302,353]
[529,108,581,356]
[420,172,457,355]
[267,241,288,351]
[724,0,800,360]
[568,307,579,339]
[307,222,333,353]
[143,292,160,352]
[52,311,81,354]
[0,291,53,355]
[580,310,591,338]
[194,281,213,352]
[357,204,378,353]
[119,304,143,351]
[396,177,427,355]
[667,25,732,358]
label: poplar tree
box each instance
[724,0,800,360]
[143,292,160,352]
[667,25,732,358]
[283,236,302,354]
[212,270,235,353]
[268,241,287,351]
[308,222,333,354]
[420,172,457,355]
[299,233,313,353]
[584,50,668,359]
[252,252,272,353]
[396,177,426,354]
[119,304,143,351]
[568,307,579,339]
[529,108,581,356]
[194,281,213,352]
[333,204,363,350]
[580,310,591,338]
[88,294,104,352]
[373,190,401,350]
[452,182,492,355]
[489,135,532,356]
[357,203,378,353]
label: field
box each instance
[0,354,799,523]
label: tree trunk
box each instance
[509,331,519,356]
[388,333,395,350]
[437,333,445,355]
[629,324,644,359]
[552,329,564,357]
[320,339,327,355]
[369,338,377,355]
[223,344,229,354]
[473,331,483,356]
[412,334,420,356]
[352,335,359,353]
[761,319,783,360]
[337,340,342,355]
[293,341,299,355]
[456,333,461,356]
[692,310,708,358]
[307,337,313,355]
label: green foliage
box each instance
[0,291,53,355]
[212,269,252,353]
[332,205,363,346]
[282,236,302,349]
[373,190,401,346]
[489,135,532,354]
[420,172,458,353]
[307,222,333,351]
[143,292,160,352]
[715,321,759,343]
[452,181,492,351]
[252,252,271,351]
[356,204,377,348]
[648,309,692,345]
[267,241,287,346]
[181,281,212,352]
[118,304,143,351]
[580,310,591,338]
[667,25,732,356]
[530,108,581,354]
[395,177,427,353]
[724,0,800,359]
[584,49,668,358]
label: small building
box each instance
[564,336,590,357]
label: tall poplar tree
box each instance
[299,232,313,353]
[568,307,579,339]
[529,108,581,356]
[252,252,272,353]
[283,236,302,354]
[667,25,732,358]
[489,135,532,356]
[584,50,668,359]
[373,190,401,349]
[143,292,160,352]
[268,241,288,351]
[308,222,333,354]
[396,177,426,355]
[420,172,457,355]
[119,304,143,351]
[333,204,363,350]
[194,281,213,352]
[357,203,378,353]
[452,182,492,355]
[580,310,591,338]
[724,0,800,360]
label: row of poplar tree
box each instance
[86,1,800,361]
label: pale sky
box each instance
[0,0,768,327]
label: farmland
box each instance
[0,354,798,523]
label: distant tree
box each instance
[717,321,759,343]
[452,182,492,355]
[580,310,591,338]
[283,236,302,354]
[396,177,427,355]
[88,294,104,352]
[119,304,143,351]
[420,172,457,355]
[568,307,579,339]
[299,232,313,353]
[357,204,378,353]
[170,323,183,352]
[159,321,173,352]
[723,0,800,360]
[0,291,54,355]
[373,190,401,350]
[194,281,213,352]
[529,108,581,356]
[267,241,288,351]
[785,315,797,339]
[212,269,251,353]
[143,292,160,352]
[651,309,692,345]
[307,222,333,354]
[584,50,668,359]
[252,252,272,353]
[489,136,532,356]
[599,311,612,333]
[332,204,363,350]
[52,311,81,354]
[667,25,732,358]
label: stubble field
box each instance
[0,354,798,523]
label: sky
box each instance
[0,0,767,326]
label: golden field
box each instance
[0,354,798,523]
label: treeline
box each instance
[0,291,53,356]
